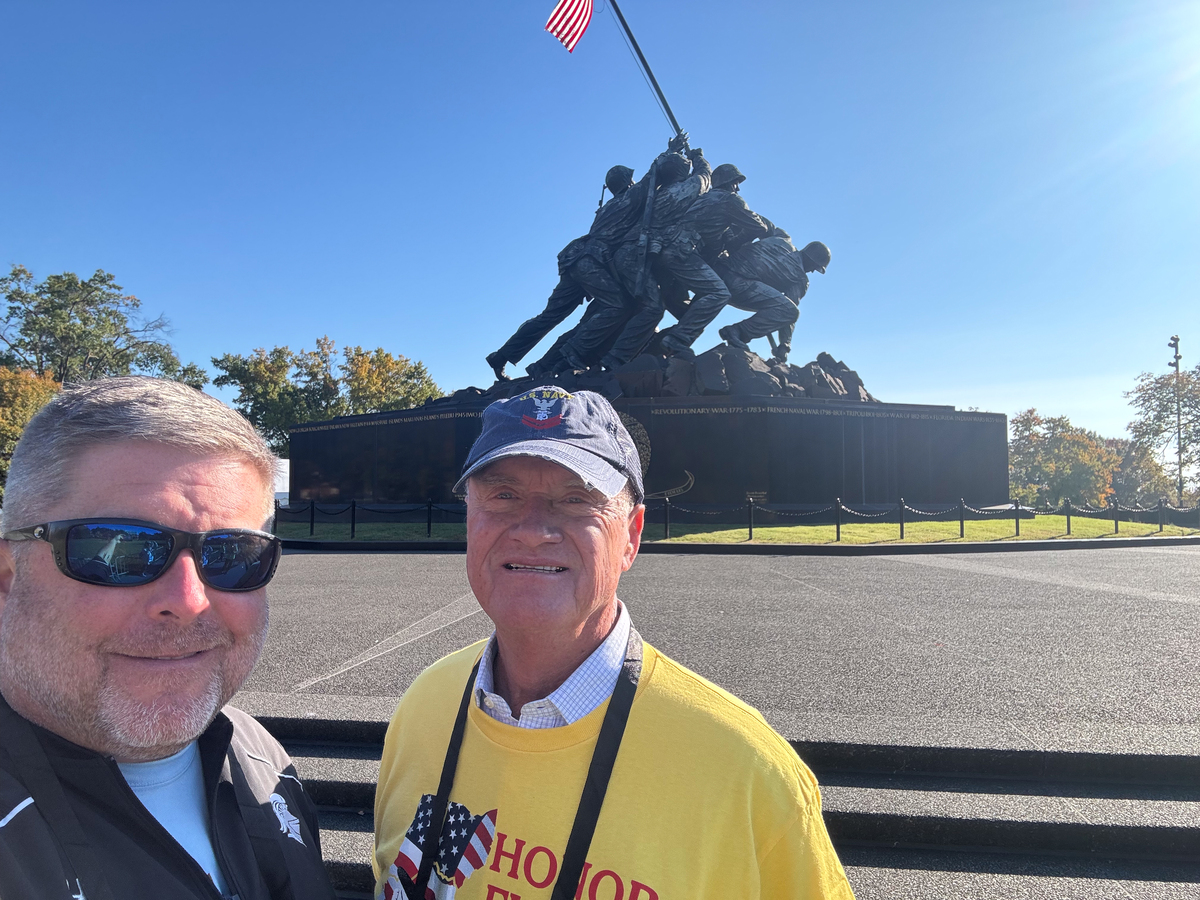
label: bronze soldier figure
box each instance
[716,238,831,363]
[653,162,771,356]
[558,146,712,370]
[487,136,688,381]
[485,166,637,382]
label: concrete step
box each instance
[287,737,1200,897]
[291,747,1200,858]
[262,701,1200,899]
[839,848,1200,900]
[315,809,372,897]
[313,805,1200,900]
[238,693,1200,789]
[820,776,1200,861]
[289,744,379,811]
[261,712,1200,787]
[793,740,1200,788]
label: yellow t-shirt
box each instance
[373,640,853,900]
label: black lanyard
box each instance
[407,627,643,900]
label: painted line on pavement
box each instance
[883,555,1200,607]
[291,592,484,691]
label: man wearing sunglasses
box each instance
[0,377,335,900]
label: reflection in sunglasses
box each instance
[4,519,281,592]
[67,524,274,589]
[68,525,170,585]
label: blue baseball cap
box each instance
[454,387,644,502]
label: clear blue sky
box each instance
[3,0,1197,438]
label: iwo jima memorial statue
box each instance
[289,2,1008,511]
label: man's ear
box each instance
[0,542,15,620]
[622,504,645,572]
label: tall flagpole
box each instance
[606,0,684,137]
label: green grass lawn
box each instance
[275,515,1198,545]
[643,515,1199,544]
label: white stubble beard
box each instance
[0,567,269,759]
[93,606,269,755]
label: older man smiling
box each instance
[0,377,335,900]
[374,387,852,900]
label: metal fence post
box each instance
[272,499,279,535]
[1158,498,1164,533]
[1065,498,1071,536]
[664,496,671,540]
[747,498,754,541]
[835,498,842,542]
[899,498,905,539]
[1013,499,1020,537]
[959,498,965,539]
[1111,497,1119,534]
[350,500,357,540]
[427,499,433,538]
[309,500,315,536]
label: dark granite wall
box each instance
[290,397,1008,506]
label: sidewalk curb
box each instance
[281,535,1200,555]
[259,713,1200,786]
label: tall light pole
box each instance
[1169,335,1182,505]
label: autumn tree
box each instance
[1008,409,1121,507]
[210,347,310,456]
[341,346,441,414]
[1105,439,1175,507]
[212,337,442,456]
[0,265,207,386]
[1125,364,1200,504]
[0,367,60,501]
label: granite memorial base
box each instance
[289,395,1008,507]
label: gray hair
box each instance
[615,481,639,516]
[2,376,278,530]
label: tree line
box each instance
[0,265,443,497]
[1008,366,1197,508]
[1009,410,1168,508]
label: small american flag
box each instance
[379,794,498,900]
[545,0,594,53]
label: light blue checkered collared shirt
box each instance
[474,602,631,729]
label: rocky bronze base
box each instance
[428,348,877,409]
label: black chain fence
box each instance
[273,500,467,539]
[274,496,1200,542]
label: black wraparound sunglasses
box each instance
[2,519,282,592]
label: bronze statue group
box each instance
[487,133,831,382]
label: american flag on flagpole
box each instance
[545,0,594,52]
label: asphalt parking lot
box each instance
[239,544,1200,754]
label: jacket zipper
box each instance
[103,756,229,900]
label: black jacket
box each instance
[0,696,336,900]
